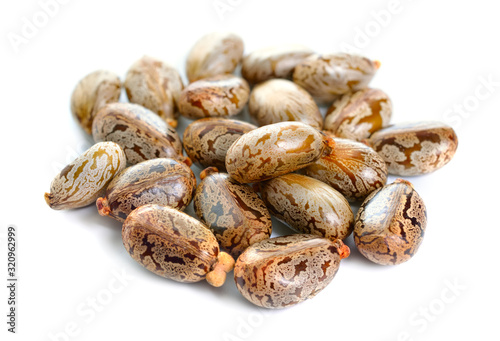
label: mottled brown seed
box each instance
[293,53,380,103]
[324,88,392,141]
[248,79,323,129]
[96,158,196,222]
[124,56,184,128]
[122,204,234,287]
[241,44,314,84]
[368,121,459,176]
[92,103,189,165]
[183,118,257,171]
[193,168,272,258]
[354,179,427,265]
[305,138,388,201]
[186,32,244,82]
[70,70,121,134]
[234,234,350,309]
[178,75,249,120]
[260,174,353,240]
[45,142,126,210]
[226,122,335,183]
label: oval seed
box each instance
[354,179,427,265]
[96,158,196,222]
[45,142,126,210]
[234,234,350,309]
[122,204,234,287]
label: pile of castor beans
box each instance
[45,32,458,309]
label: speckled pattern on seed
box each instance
[324,88,392,141]
[45,142,126,210]
[368,121,458,176]
[305,137,387,201]
[70,70,121,134]
[183,118,257,171]
[194,171,272,258]
[92,103,187,165]
[225,122,333,183]
[186,32,244,82]
[260,173,353,240]
[354,179,427,265]
[241,44,314,84]
[124,55,184,127]
[249,79,323,129]
[178,75,249,119]
[97,158,196,222]
[234,235,347,309]
[122,204,220,283]
[293,53,378,103]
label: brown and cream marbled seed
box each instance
[186,32,244,82]
[324,88,392,141]
[234,234,350,309]
[241,44,314,84]
[193,168,272,258]
[305,138,388,201]
[248,79,323,129]
[45,142,126,210]
[124,56,184,128]
[122,204,234,287]
[260,174,353,241]
[178,75,249,120]
[96,158,196,222]
[368,121,459,176]
[70,70,121,134]
[226,122,335,183]
[293,53,380,103]
[183,118,257,171]
[354,179,427,265]
[92,103,189,165]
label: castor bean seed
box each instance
[96,158,196,222]
[92,103,189,165]
[260,173,353,240]
[45,142,126,210]
[225,122,335,183]
[354,179,427,265]
[305,137,388,201]
[122,204,235,287]
[234,234,350,309]
[70,70,121,134]
[248,79,323,129]
[324,88,392,141]
[368,121,459,176]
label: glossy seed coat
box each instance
[70,70,121,134]
[45,142,126,210]
[225,122,335,183]
[183,118,257,171]
[234,234,350,309]
[293,53,379,103]
[305,138,388,201]
[260,174,353,240]
[178,75,249,120]
[186,32,244,82]
[122,204,234,286]
[96,158,196,222]
[92,103,189,165]
[248,79,323,129]
[368,121,459,176]
[354,179,427,265]
[124,55,184,128]
[193,168,272,258]
[324,88,392,141]
[241,44,314,84]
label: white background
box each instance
[1,1,499,340]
